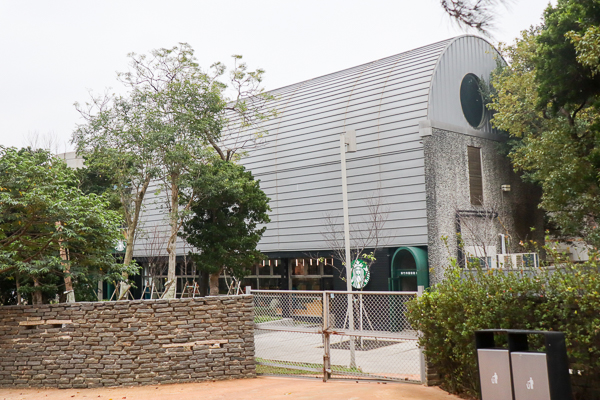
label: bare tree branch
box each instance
[321,193,391,283]
[440,0,512,36]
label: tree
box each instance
[0,147,127,304]
[74,89,163,298]
[180,160,270,296]
[321,194,390,287]
[75,43,276,299]
[488,0,600,247]
[535,0,600,113]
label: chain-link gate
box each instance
[251,290,424,383]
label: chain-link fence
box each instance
[252,290,423,382]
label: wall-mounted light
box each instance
[501,185,511,192]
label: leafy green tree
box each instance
[535,0,600,113]
[74,90,163,298]
[489,1,600,246]
[74,43,274,298]
[181,160,270,296]
[567,25,600,76]
[0,147,129,304]
[75,43,276,299]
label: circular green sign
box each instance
[114,240,126,252]
[351,259,370,289]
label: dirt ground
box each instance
[0,377,460,400]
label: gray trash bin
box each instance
[511,352,551,400]
[477,348,514,400]
[475,330,573,400]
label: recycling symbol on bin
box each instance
[350,259,370,289]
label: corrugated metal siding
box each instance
[133,35,503,256]
[239,39,454,253]
[427,36,503,135]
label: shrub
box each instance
[407,248,600,400]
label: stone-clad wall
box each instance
[0,296,255,388]
[423,128,544,285]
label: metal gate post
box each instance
[419,347,426,383]
[323,291,331,382]
[417,286,426,384]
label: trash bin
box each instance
[475,331,515,400]
[475,330,573,400]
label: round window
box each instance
[460,73,484,128]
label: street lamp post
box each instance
[340,129,357,367]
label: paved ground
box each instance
[255,329,420,379]
[0,377,460,400]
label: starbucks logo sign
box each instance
[114,240,126,252]
[350,259,370,289]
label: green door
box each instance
[388,247,429,291]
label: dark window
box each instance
[460,74,484,128]
[290,258,334,291]
[468,146,483,205]
[241,259,283,293]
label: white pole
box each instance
[340,132,356,368]
[340,134,352,291]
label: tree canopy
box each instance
[73,43,276,299]
[489,0,600,246]
[0,147,128,304]
[181,160,270,295]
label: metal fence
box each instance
[251,289,424,383]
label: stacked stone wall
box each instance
[0,296,255,388]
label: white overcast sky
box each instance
[0,0,553,152]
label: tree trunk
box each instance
[64,274,75,303]
[32,278,42,305]
[209,269,221,296]
[164,175,180,299]
[118,177,150,300]
[61,245,75,303]
[56,221,75,303]
[15,275,21,305]
[200,270,209,297]
[118,227,137,300]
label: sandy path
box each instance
[0,377,460,400]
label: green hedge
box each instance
[407,252,600,400]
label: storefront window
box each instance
[240,259,282,292]
[290,258,334,291]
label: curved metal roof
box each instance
[135,36,504,256]
[233,35,503,252]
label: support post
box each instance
[359,293,364,348]
[340,133,353,290]
[417,289,427,384]
[340,131,357,368]
[323,292,331,382]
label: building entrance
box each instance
[389,247,429,292]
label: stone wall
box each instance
[0,296,255,388]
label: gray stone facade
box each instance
[0,296,255,388]
[423,128,543,284]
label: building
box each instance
[133,35,542,296]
